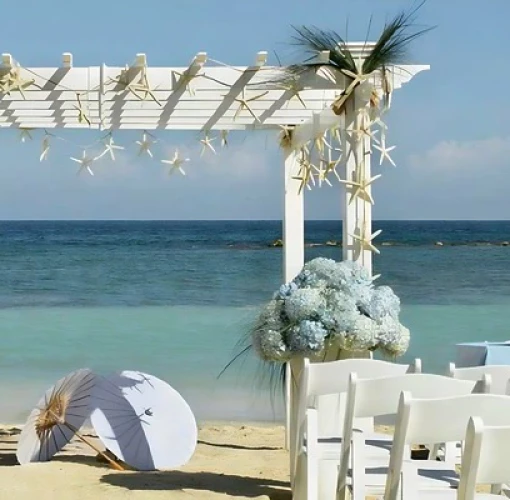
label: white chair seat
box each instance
[350,459,460,497]
[304,431,392,460]
[413,491,507,499]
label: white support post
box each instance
[282,147,304,457]
[360,107,373,274]
[342,95,357,263]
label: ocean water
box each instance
[0,220,509,423]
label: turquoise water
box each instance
[0,220,509,422]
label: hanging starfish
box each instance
[73,94,91,126]
[312,162,332,187]
[373,137,396,167]
[40,134,51,162]
[279,77,306,109]
[136,132,155,158]
[321,146,342,181]
[161,150,189,176]
[339,171,382,205]
[110,66,161,105]
[347,119,378,142]
[70,151,96,176]
[200,132,216,156]
[0,66,35,99]
[19,128,33,142]
[232,89,268,122]
[220,130,229,148]
[172,70,201,97]
[351,222,382,255]
[292,147,313,193]
[278,125,294,148]
[100,135,124,161]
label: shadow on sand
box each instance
[198,439,282,451]
[101,470,291,499]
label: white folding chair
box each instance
[384,393,510,500]
[337,373,482,500]
[448,362,510,394]
[457,417,510,499]
[292,357,420,500]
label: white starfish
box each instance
[70,151,96,176]
[292,147,314,193]
[19,128,33,142]
[221,130,229,148]
[200,133,216,156]
[320,146,342,182]
[351,225,382,255]
[339,172,382,205]
[100,135,124,161]
[0,66,34,99]
[280,78,306,109]
[312,162,332,187]
[373,137,396,167]
[110,66,161,105]
[232,89,268,122]
[40,134,51,162]
[136,132,155,158]
[161,150,189,176]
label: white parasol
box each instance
[90,370,197,470]
[17,368,123,470]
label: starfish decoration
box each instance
[373,137,396,167]
[40,133,51,162]
[351,221,382,255]
[220,130,229,148]
[19,128,33,142]
[73,94,91,126]
[200,132,216,156]
[292,147,313,193]
[70,151,96,176]
[136,132,155,158]
[161,150,189,176]
[278,125,294,149]
[347,119,378,142]
[339,171,382,205]
[110,66,161,105]
[99,135,124,161]
[312,162,332,187]
[172,70,202,97]
[0,66,35,99]
[232,89,268,122]
[279,77,306,109]
[321,146,342,182]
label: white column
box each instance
[342,96,357,262]
[282,147,304,457]
[360,107,373,273]
[283,148,305,283]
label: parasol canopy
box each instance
[17,368,97,464]
[90,370,197,470]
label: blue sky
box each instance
[0,0,508,220]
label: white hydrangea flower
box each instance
[288,320,327,354]
[335,316,378,351]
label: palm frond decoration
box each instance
[284,1,433,115]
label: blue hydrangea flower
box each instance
[288,320,327,353]
[285,288,326,322]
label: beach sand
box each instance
[0,424,291,500]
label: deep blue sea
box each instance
[0,220,509,423]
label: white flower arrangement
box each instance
[251,258,410,361]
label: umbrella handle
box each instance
[57,417,125,471]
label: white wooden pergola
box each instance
[0,48,428,452]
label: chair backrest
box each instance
[337,374,479,499]
[448,362,510,394]
[458,417,510,500]
[384,393,510,500]
[297,357,421,439]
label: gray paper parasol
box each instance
[90,370,197,470]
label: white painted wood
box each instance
[282,148,304,454]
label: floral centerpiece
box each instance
[251,258,409,362]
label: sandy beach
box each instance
[0,423,291,500]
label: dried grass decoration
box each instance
[16,368,124,470]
